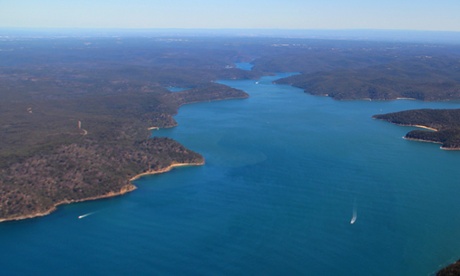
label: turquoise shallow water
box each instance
[166,86,189,92]
[1,73,460,275]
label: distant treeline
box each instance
[275,56,460,101]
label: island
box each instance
[373,109,460,150]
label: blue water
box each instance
[167,86,189,92]
[235,62,253,71]
[2,73,460,275]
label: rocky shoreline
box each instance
[0,183,136,223]
[0,161,205,223]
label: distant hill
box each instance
[275,56,460,101]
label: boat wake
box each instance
[350,199,357,224]
[78,212,95,219]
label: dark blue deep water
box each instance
[1,73,460,275]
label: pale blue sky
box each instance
[1,0,459,31]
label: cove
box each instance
[1,73,460,275]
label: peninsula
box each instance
[373,109,460,150]
[0,36,249,222]
[437,259,460,275]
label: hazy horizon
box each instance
[1,0,459,31]
[2,28,460,44]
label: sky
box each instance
[0,0,459,31]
